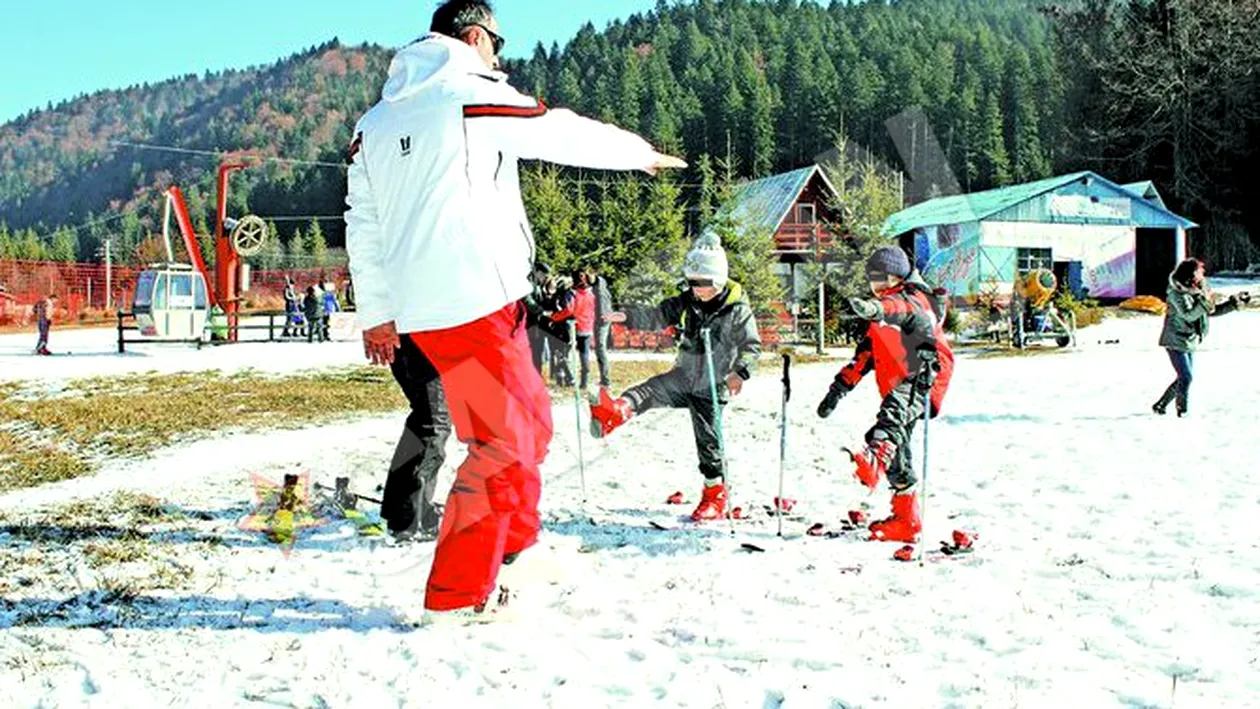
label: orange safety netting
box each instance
[0,259,350,327]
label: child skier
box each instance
[589,235,761,521]
[33,293,56,355]
[815,246,954,543]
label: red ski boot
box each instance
[868,490,921,543]
[690,482,728,522]
[851,440,897,490]
[589,388,633,438]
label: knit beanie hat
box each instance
[866,246,912,279]
[683,234,729,288]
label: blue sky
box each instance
[0,0,660,123]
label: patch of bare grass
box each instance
[0,368,405,492]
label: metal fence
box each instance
[0,259,350,326]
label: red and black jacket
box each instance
[834,274,954,416]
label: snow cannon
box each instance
[1010,268,1076,349]
[1017,269,1058,310]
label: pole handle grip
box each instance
[781,353,792,401]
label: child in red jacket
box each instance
[816,246,954,543]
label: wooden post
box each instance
[1175,225,1187,263]
[817,267,825,355]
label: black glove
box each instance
[816,381,850,419]
[913,347,939,395]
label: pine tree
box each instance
[288,227,306,269]
[521,165,577,268]
[699,153,783,315]
[0,223,13,260]
[51,227,78,262]
[306,218,329,267]
[614,174,686,306]
[978,89,1012,187]
[736,49,776,177]
[616,49,645,134]
[1008,51,1050,183]
[257,221,284,270]
[17,229,46,261]
[816,138,905,339]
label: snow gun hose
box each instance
[701,328,734,536]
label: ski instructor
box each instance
[344,0,686,618]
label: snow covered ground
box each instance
[2,310,1259,708]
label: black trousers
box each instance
[866,382,926,490]
[382,335,453,535]
[623,370,725,481]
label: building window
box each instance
[796,203,816,224]
[1017,247,1053,274]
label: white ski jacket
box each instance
[345,33,659,333]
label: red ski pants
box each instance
[409,302,553,611]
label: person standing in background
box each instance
[33,293,56,355]
[587,266,614,388]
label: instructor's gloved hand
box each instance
[816,380,850,419]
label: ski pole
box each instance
[570,327,587,509]
[701,328,735,537]
[777,353,792,538]
[916,360,933,565]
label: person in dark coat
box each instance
[303,286,325,343]
[1152,258,1250,417]
[589,235,761,522]
[587,266,615,387]
[523,262,552,375]
[283,277,300,337]
[544,275,576,387]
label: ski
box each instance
[313,478,385,537]
[893,530,978,564]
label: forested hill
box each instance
[0,0,1082,263]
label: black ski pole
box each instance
[776,353,792,538]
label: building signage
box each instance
[1048,195,1131,220]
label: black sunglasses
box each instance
[469,23,505,55]
[687,278,716,288]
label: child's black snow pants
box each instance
[867,381,926,490]
[622,369,725,481]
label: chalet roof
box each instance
[702,165,838,240]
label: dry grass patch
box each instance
[0,429,92,492]
[0,492,203,599]
[0,367,406,493]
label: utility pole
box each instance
[104,238,113,312]
[817,263,826,356]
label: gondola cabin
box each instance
[132,263,210,340]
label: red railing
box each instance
[775,224,837,254]
[0,259,349,327]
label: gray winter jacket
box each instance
[1159,277,1215,352]
[660,281,762,400]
